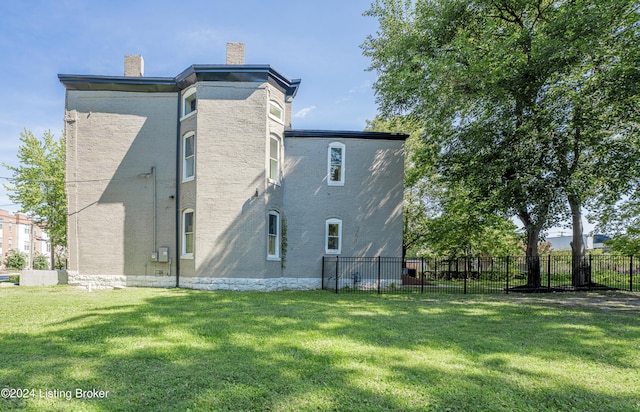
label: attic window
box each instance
[182,88,197,119]
[269,101,284,124]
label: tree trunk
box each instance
[50,243,55,270]
[525,228,541,288]
[568,194,588,287]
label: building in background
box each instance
[0,209,50,269]
[547,234,611,252]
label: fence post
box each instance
[377,256,381,295]
[335,256,339,294]
[630,255,634,292]
[588,254,592,291]
[547,255,551,289]
[463,257,468,294]
[505,256,509,294]
[421,257,425,294]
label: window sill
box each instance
[180,110,197,122]
[182,176,195,183]
[267,256,281,262]
[269,115,284,125]
[327,181,344,187]
[180,255,194,260]
[325,250,341,255]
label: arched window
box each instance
[268,100,284,124]
[327,142,345,186]
[269,135,281,184]
[267,211,280,260]
[182,209,194,257]
[325,218,342,254]
[182,132,195,182]
[182,87,197,119]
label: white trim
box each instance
[327,142,345,186]
[182,131,195,182]
[325,218,342,254]
[182,209,194,258]
[267,211,280,260]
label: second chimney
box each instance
[124,55,144,77]
[226,42,245,65]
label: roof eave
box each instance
[284,129,409,141]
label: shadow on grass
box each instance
[0,289,638,411]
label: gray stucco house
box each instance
[59,43,407,290]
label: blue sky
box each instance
[0,0,380,211]
[0,0,592,237]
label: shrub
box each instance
[32,253,49,270]
[5,249,27,270]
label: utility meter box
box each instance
[158,247,169,263]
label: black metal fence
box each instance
[321,255,639,294]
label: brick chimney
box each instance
[124,55,144,77]
[226,43,245,65]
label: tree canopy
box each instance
[363,0,640,287]
[3,129,66,266]
[366,116,521,259]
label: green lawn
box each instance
[1,287,638,411]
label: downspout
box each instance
[175,91,182,288]
[152,165,157,252]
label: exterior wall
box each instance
[283,137,405,280]
[264,85,287,277]
[190,81,271,280]
[64,90,177,286]
[178,87,197,279]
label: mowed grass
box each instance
[0,287,639,411]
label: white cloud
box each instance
[335,79,373,104]
[294,106,317,118]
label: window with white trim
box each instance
[183,132,195,182]
[182,87,197,119]
[269,135,280,184]
[325,218,342,254]
[182,209,194,257]
[327,142,345,186]
[267,211,280,260]
[269,100,284,124]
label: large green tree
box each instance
[363,0,640,287]
[3,129,66,269]
[366,116,521,259]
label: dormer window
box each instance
[182,87,197,119]
[269,100,284,124]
